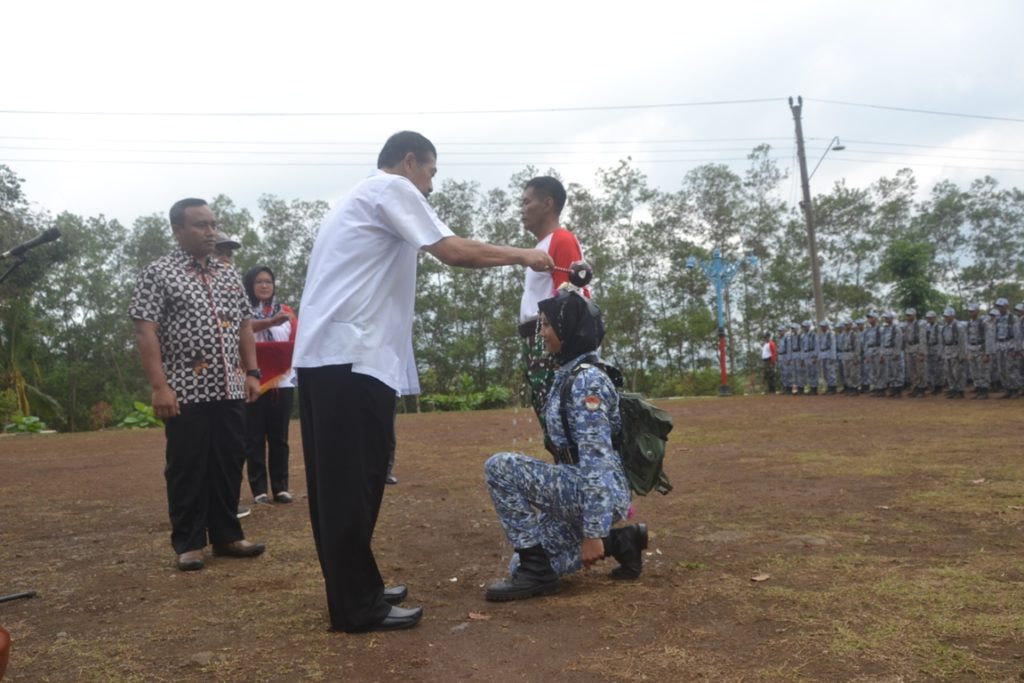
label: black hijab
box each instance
[537,290,605,366]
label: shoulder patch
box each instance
[583,394,602,412]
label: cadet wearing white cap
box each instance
[924,311,944,394]
[879,311,904,398]
[964,303,994,399]
[854,318,868,392]
[800,320,819,394]
[817,320,837,394]
[939,307,966,398]
[776,324,791,393]
[993,297,1020,398]
[836,320,853,394]
[863,312,883,395]
[1016,303,1024,388]
[903,308,928,398]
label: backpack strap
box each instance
[556,355,603,466]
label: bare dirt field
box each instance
[2,394,1023,682]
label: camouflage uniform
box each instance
[939,309,967,397]
[776,324,791,391]
[485,353,631,577]
[817,322,837,393]
[879,313,904,396]
[993,298,1020,397]
[924,312,944,393]
[856,320,869,390]
[800,321,819,394]
[787,323,802,393]
[964,304,994,398]
[903,309,928,397]
[863,315,883,394]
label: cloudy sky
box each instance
[3,0,1023,230]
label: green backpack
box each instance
[556,357,674,496]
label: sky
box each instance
[3,0,1023,231]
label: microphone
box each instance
[1,228,61,260]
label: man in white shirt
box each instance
[293,131,553,633]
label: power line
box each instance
[0,134,793,146]
[0,157,773,167]
[0,98,784,118]
[836,138,1024,155]
[0,144,787,157]
[808,98,1024,124]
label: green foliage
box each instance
[4,413,48,433]
[118,401,163,429]
[0,387,18,424]
[421,383,513,412]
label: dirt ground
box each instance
[2,394,1024,682]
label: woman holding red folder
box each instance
[243,266,298,505]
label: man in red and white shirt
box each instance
[517,176,587,425]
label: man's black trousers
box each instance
[297,365,396,632]
[164,400,246,554]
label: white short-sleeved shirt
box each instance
[292,171,454,392]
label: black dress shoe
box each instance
[362,605,423,632]
[212,540,266,558]
[383,584,408,605]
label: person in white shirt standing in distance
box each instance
[517,176,588,433]
[292,131,554,634]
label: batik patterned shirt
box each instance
[128,248,250,404]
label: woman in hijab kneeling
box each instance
[484,288,648,602]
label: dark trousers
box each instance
[298,365,396,632]
[762,359,777,393]
[164,400,246,554]
[244,387,294,497]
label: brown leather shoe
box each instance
[177,550,204,571]
[212,540,266,558]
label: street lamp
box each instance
[809,137,845,180]
[687,249,758,396]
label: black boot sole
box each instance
[610,523,649,581]
[484,580,561,602]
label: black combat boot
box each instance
[861,384,871,394]
[972,387,988,400]
[796,387,805,395]
[809,387,818,395]
[889,387,902,398]
[826,386,837,395]
[485,545,561,602]
[602,523,649,580]
[1000,389,1018,399]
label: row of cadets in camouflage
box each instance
[774,299,1024,399]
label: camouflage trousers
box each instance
[906,351,927,390]
[485,452,618,577]
[778,355,791,389]
[841,357,860,389]
[820,358,837,388]
[520,329,555,429]
[803,358,819,389]
[995,346,1021,390]
[944,357,965,391]
[879,352,902,388]
[927,351,945,388]
[865,353,882,389]
[967,348,991,389]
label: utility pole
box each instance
[789,95,825,323]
